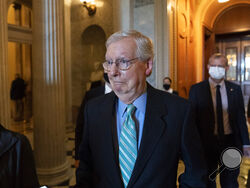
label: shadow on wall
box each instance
[81,25,106,93]
[72,25,106,123]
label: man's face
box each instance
[105,37,152,103]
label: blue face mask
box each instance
[209,66,225,80]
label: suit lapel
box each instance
[128,85,167,187]
[99,92,123,186]
[225,81,234,121]
[205,80,215,118]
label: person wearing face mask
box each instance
[189,53,250,188]
[75,72,112,168]
[163,77,178,95]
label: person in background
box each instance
[0,124,40,188]
[163,76,178,95]
[10,73,26,121]
[189,53,250,187]
[75,30,206,188]
[75,73,112,168]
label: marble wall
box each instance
[71,0,114,112]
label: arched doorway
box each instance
[191,0,250,82]
[214,5,250,102]
[72,24,106,122]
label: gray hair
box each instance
[209,53,228,66]
[106,30,154,61]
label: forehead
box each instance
[164,78,171,83]
[106,37,137,59]
[210,57,227,66]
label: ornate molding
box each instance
[8,24,32,43]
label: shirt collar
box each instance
[209,77,225,89]
[118,92,147,117]
[105,83,112,94]
[167,88,173,93]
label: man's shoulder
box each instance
[0,125,29,156]
[225,80,241,89]
[85,85,105,99]
[149,86,189,107]
[87,91,115,106]
[191,80,208,88]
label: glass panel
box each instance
[225,47,237,81]
[245,46,250,81]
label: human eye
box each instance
[106,60,113,65]
[120,59,128,64]
[117,59,128,69]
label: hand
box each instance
[243,147,250,158]
[75,160,80,168]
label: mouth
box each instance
[111,81,124,85]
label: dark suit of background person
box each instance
[75,30,207,188]
[10,74,26,121]
[0,124,40,188]
[247,99,250,124]
[189,53,250,188]
[75,74,112,168]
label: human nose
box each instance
[109,62,120,76]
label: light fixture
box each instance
[80,0,97,16]
[218,0,229,3]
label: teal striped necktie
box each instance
[119,104,137,187]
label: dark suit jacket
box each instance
[10,78,26,100]
[0,124,40,188]
[189,80,250,153]
[75,85,105,160]
[75,84,207,188]
[173,90,179,96]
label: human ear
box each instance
[145,58,153,76]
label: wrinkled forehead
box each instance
[105,38,137,59]
[210,57,227,66]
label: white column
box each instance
[64,0,72,125]
[33,0,70,185]
[113,0,133,31]
[0,0,11,128]
[154,0,171,89]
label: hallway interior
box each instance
[1,0,250,186]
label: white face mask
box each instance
[209,66,225,80]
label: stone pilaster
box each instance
[33,0,70,185]
[0,0,11,128]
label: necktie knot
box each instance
[127,104,136,115]
[216,85,221,90]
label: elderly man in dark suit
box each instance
[75,30,207,188]
[189,53,250,188]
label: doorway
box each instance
[216,33,250,102]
